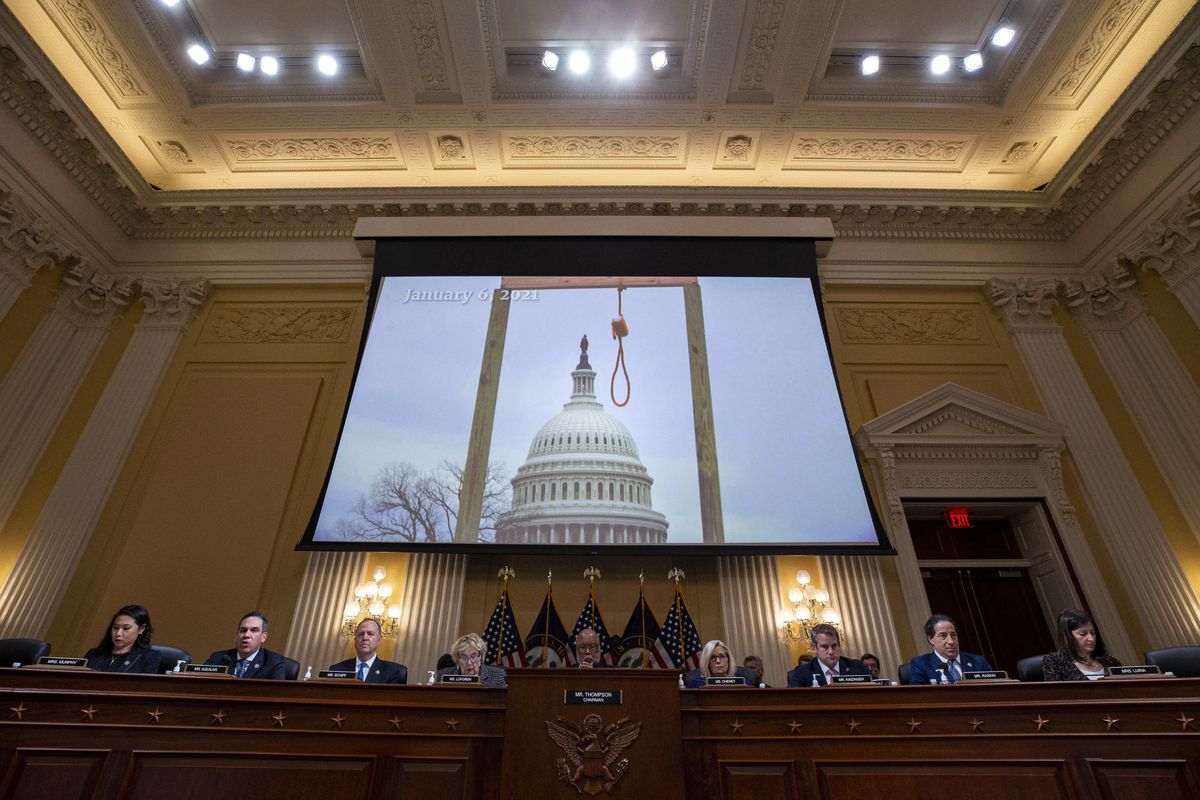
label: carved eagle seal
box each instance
[544,713,642,795]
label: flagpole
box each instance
[669,567,685,669]
[584,565,601,664]
[543,569,552,669]
[639,571,648,669]
[496,566,514,667]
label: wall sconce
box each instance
[340,565,402,638]
[781,569,841,649]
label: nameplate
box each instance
[1106,664,1161,677]
[318,670,356,680]
[441,674,480,684]
[963,670,1009,681]
[829,674,873,684]
[565,690,622,705]
[37,656,87,668]
[183,664,230,675]
[705,677,748,687]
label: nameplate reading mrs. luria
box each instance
[963,670,1010,681]
[318,670,355,680]
[564,690,622,705]
[705,677,748,687]
[1107,665,1162,677]
[37,656,87,668]
[830,674,873,684]
[441,674,480,684]
[183,664,229,675]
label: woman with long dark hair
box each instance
[84,604,163,674]
[1042,608,1121,681]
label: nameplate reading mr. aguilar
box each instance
[37,656,87,668]
[183,664,229,675]
[441,674,480,684]
[963,670,1009,681]
[564,690,622,705]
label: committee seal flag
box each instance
[545,713,642,796]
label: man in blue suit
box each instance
[329,618,407,683]
[787,624,871,687]
[907,613,992,684]
[204,611,292,679]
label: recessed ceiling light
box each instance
[260,56,279,75]
[930,54,951,75]
[186,44,210,65]
[236,53,255,72]
[567,50,590,75]
[160,0,180,6]
[609,47,636,79]
[992,26,1015,47]
[317,55,338,76]
[861,55,879,76]
[963,52,984,72]
[650,50,668,71]
[541,50,559,71]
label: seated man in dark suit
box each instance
[574,628,610,669]
[328,618,407,683]
[787,624,870,686]
[907,613,993,684]
[204,611,291,679]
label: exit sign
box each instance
[944,507,973,528]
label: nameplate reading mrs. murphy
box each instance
[564,689,622,705]
[37,656,87,668]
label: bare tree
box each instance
[336,460,510,543]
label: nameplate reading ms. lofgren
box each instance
[37,656,87,668]
[564,690,622,705]
[441,674,480,684]
[183,664,229,675]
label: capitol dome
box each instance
[495,337,669,544]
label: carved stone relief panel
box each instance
[201,304,357,344]
[783,135,975,171]
[989,137,1055,174]
[427,132,476,169]
[1039,0,1153,110]
[713,132,760,169]
[141,136,205,174]
[215,134,406,172]
[36,0,158,108]
[834,306,984,344]
[500,132,689,169]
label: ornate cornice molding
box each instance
[52,260,135,326]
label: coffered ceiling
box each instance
[4,0,1196,200]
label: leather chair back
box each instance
[281,656,301,681]
[1017,655,1045,682]
[1144,646,1200,678]
[0,638,51,667]
[151,645,192,674]
[897,662,911,685]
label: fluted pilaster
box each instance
[0,264,133,531]
[990,279,1200,647]
[716,556,791,687]
[392,552,468,681]
[1065,271,1200,545]
[0,279,207,638]
[821,555,902,680]
[284,551,367,673]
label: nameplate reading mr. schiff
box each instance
[183,663,230,675]
[564,690,622,705]
[37,656,87,668]
[441,674,480,684]
[317,670,355,680]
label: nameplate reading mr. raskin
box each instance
[441,674,480,684]
[564,690,622,705]
[1107,665,1162,677]
[830,674,873,684]
[963,670,1009,681]
[183,664,229,675]
[317,670,355,680]
[37,656,87,668]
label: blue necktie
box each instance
[357,662,368,681]
[946,659,960,683]
[235,659,248,678]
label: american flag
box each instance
[570,592,617,665]
[616,589,673,668]
[482,587,526,668]
[654,586,702,671]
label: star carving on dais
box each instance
[9,702,28,720]
[845,718,863,734]
[80,704,98,721]
[147,707,163,723]
[1101,713,1120,731]
[968,717,985,732]
[729,720,744,734]
[906,718,923,733]
[210,709,226,725]
[272,711,287,728]
[1177,712,1196,731]
[445,718,459,731]
[388,715,403,731]
[786,719,803,734]
[330,712,347,729]
[1032,715,1050,732]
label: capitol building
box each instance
[494,338,670,545]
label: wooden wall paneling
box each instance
[814,760,1076,800]
[0,748,108,800]
[718,761,797,800]
[1086,759,1200,800]
[120,753,374,800]
[389,758,468,800]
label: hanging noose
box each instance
[610,287,630,407]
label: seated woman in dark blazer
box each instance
[1041,608,1120,681]
[435,633,506,687]
[683,639,757,687]
[85,604,162,674]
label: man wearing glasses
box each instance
[574,628,610,668]
[328,618,408,683]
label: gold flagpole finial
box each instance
[668,567,685,585]
[583,566,601,584]
[547,569,553,586]
[497,565,515,586]
[638,571,645,587]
